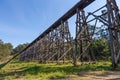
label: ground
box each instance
[0,61,120,80]
[63,71,120,80]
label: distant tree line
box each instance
[0,39,13,61]
[0,36,110,62]
[12,43,29,54]
[0,39,29,61]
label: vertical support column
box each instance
[38,39,42,63]
[36,41,40,61]
[107,0,120,68]
[82,10,90,62]
[74,8,91,66]
[74,8,82,66]
[40,38,44,63]
[55,28,59,63]
[50,30,55,61]
[45,33,51,62]
[64,21,72,62]
[60,21,65,63]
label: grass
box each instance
[0,61,120,80]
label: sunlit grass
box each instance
[0,61,120,80]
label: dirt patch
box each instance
[62,71,120,80]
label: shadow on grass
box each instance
[0,62,120,80]
[0,63,7,70]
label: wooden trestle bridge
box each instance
[1,0,120,68]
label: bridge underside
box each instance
[19,0,95,64]
[4,0,120,68]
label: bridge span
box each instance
[1,0,120,69]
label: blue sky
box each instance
[0,0,120,48]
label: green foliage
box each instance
[0,39,13,61]
[12,43,29,54]
[91,38,110,60]
[0,39,3,44]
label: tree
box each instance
[4,43,13,55]
[0,39,3,44]
[91,38,109,60]
[12,43,29,54]
[0,39,13,61]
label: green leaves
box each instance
[12,43,29,54]
[0,39,13,61]
[91,38,109,60]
